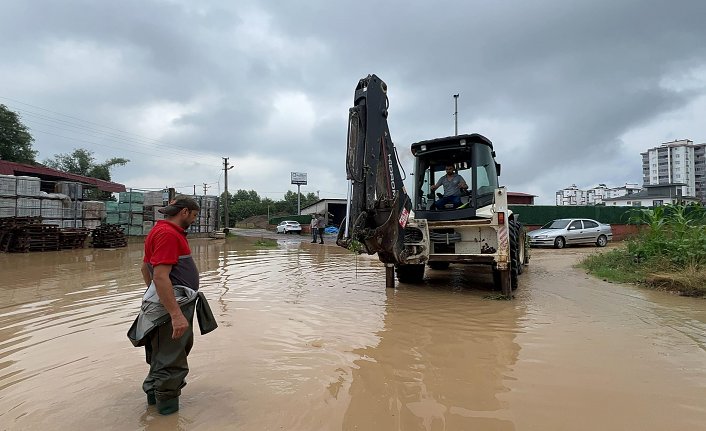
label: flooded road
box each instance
[0,233,705,430]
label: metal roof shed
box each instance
[0,160,126,193]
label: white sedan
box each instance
[276,221,302,234]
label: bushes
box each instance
[627,203,706,267]
[582,203,706,296]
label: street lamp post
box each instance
[453,93,459,135]
[223,157,234,232]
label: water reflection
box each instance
[342,277,522,431]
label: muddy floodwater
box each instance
[1,232,705,431]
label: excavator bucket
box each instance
[337,190,411,264]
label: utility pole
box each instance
[202,183,209,196]
[223,157,234,231]
[297,184,301,215]
[453,93,459,136]
[193,185,196,196]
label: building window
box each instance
[652,200,663,207]
[632,201,641,207]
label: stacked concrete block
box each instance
[16,176,40,197]
[0,175,17,196]
[0,197,16,217]
[40,198,63,219]
[82,201,106,231]
[55,181,83,200]
[186,195,219,233]
[117,191,146,235]
[17,197,41,217]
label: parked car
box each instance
[276,220,302,234]
[528,218,612,249]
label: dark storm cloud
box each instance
[2,0,706,201]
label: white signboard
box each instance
[291,172,307,185]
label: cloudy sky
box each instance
[2,0,706,204]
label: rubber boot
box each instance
[147,391,156,406]
[157,397,179,415]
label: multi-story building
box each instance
[556,184,585,205]
[641,139,706,203]
[556,183,641,205]
[604,184,700,207]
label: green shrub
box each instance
[627,203,706,267]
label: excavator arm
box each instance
[337,74,412,264]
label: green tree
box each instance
[218,189,324,228]
[45,148,128,178]
[0,104,37,163]
[280,190,319,214]
[44,148,129,199]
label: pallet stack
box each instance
[91,224,127,248]
[59,228,91,249]
[0,217,60,253]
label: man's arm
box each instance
[431,177,443,192]
[152,264,189,339]
[141,262,152,287]
[458,175,468,190]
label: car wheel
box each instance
[554,236,565,249]
[596,234,608,247]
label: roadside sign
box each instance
[291,172,307,185]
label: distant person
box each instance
[430,164,468,210]
[310,214,318,243]
[127,196,217,415]
[316,213,325,244]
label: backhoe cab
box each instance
[337,74,527,297]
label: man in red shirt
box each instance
[139,195,200,415]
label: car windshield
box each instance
[542,219,570,229]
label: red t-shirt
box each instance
[144,220,199,290]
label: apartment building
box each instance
[641,139,706,203]
[556,183,641,206]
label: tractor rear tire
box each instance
[508,221,520,290]
[396,264,425,284]
[428,262,450,270]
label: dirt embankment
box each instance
[235,215,272,229]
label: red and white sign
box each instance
[398,207,409,228]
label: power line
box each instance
[31,127,221,167]
[0,95,207,158]
[15,108,207,160]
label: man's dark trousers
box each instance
[142,301,196,402]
